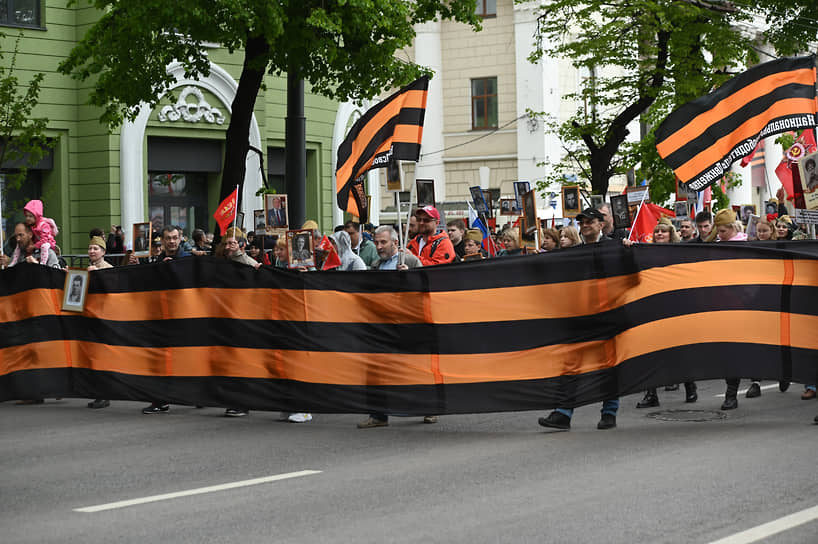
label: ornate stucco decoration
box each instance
[158,86,225,125]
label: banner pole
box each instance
[0,179,4,269]
[395,191,405,267]
[231,185,239,234]
[627,186,650,241]
[403,181,416,253]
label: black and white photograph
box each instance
[589,194,604,209]
[610,194,631,229]
[469,186,489,214]
[522,189,537,234]
[265,194,289,231]
[746,214,760,240]
[561,185,580,217]
[740,204,756,225]
[676,177,697,201]
[416,179,436,207]
[513,181,530,211]
[799,151,818,192]
[62,269,89,312]
[287,229,315,269]
[132,222,151,256]
[254,210,265,236]
[673,201,689,219]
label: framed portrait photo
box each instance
[798,150,818,193]
[746,214,760,240]
[676,177,698,201]
[254,210,266,236]
[416,179,436,207]
[265,194,289,233]
[522,189,538,234]
[673,201,689,219]
[561,185,581,217]
[286,229,315,269]
[499,198,516,216]
[469,186,490,214]
[132,222,151,256]
[739,204,756,224]
[386,158,402,191]
[610,194,631,229]
[513,181,530,211]
[62,268,89,313]
[589,194,604,209]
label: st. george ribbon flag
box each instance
[335,76,429,222]
[2,242,817,414]
[655,56,818,191]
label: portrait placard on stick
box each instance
[265,194,289,233]
[561,185,580,218]
[286,229,315,269]
[513,181,530,211]
[132,222,151,256]
[416,179,435,207]
[522,189,538,234]
[610,195,630,229]
[62,269,89,312]
[469,186,490,214]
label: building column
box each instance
[414,21,446,202]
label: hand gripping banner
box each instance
[1,242,817,414]
[656,56,818,191]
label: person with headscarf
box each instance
[86,235,112,409]
[331,230,367,271]
[705,208,747,243]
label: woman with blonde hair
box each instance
[754,216,778,241]
[705,209,747,242]
[541,227,560,251]
[651,217,681,243]
[559,226,581,248]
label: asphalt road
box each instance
[2,379,817,544]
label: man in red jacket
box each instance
[406,205,455,266]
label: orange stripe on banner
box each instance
[673,98,818,180]
[3,259,815,326]
[335,90,427,191]
[5,312,818,385]
[656,68,816,157]
[351,123,426,181]
[781,259,794,349]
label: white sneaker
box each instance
[288,412,312,423]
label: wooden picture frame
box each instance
[62,268,89,313]
[519,223,539,251]
[499,198,517,216]
[462,252,485,261]
[561,185,581,218]
[132,222,151,256]
[286,229,315,269]
[416,179,436,207]
[522,189,538,234]
[265,194,289,233]
[610,194,631,229]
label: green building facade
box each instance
[0,0,341,255]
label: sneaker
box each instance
[142,403,169,414]
[357,416,389,429]
[87,399,110,409]
[779,381,790,392]
[288,412,312,423]
[802,389,816,400]
[684,382,698,403]
[423,415,438,424]
[745,382,762,399]
[597,413,617,430]
[636,392,659,409]
[720,397,738,410]
[224,408,248,417]
[538,411,571,430]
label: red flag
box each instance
[630,203,674,243]
[213,187,239,235]
[776,129,817,200]
[316,235,341,271]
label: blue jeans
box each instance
[556,399,619,418]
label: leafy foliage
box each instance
[0,32,52,191]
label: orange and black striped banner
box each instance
[335,76,429,221]
[656,56,818,191]
[1,242,817,414]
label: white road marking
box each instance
[74,470,322,513]
[707,504,818,544]
[714,383,780,398]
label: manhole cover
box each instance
[646,409,727,422]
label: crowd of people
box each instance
[2,195,817,429]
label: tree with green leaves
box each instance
[0,32,51,203]
[529,0,809,205]
[59,0,481,210]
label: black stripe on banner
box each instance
[3,342,816,411]
[662,83,816,169]
[0,264,65,297]
[655,56,815,144]
[3,285,818,354]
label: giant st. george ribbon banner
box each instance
[1,242,817,414]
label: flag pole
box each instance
[395,191,405,267]
[627,187,650,241]
[402,181,416,253]
[0,183,5,269]
[231,184,239,235]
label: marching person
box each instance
[344,220,379,267]
[462,229,488,258]
[446,219,467,260]
[406,206,456,266]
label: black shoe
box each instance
[597,413,617,430]
[664,384,679,391]
[745,382,761,398]
[779,381,790,392]
[224,409,248,417]
[142,403,169,414]
[814,414,818,424]
[87,399,110,409]
[636,392,659,409]
[538,411,571,430]
[684,383,698,403]
[721,397,738,410]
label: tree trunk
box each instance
[219,35,270,209]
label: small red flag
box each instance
[316,235,342,271]
[630,203,674,243]
[213,187,239,235]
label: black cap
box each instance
[576,207,605,221]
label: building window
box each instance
[0,0,41,27]
[475,0,496,18]
[471,77,498,130]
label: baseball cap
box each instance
[415,205,441,221]
[576,207,605,222]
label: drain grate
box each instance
[646,409,728,422]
